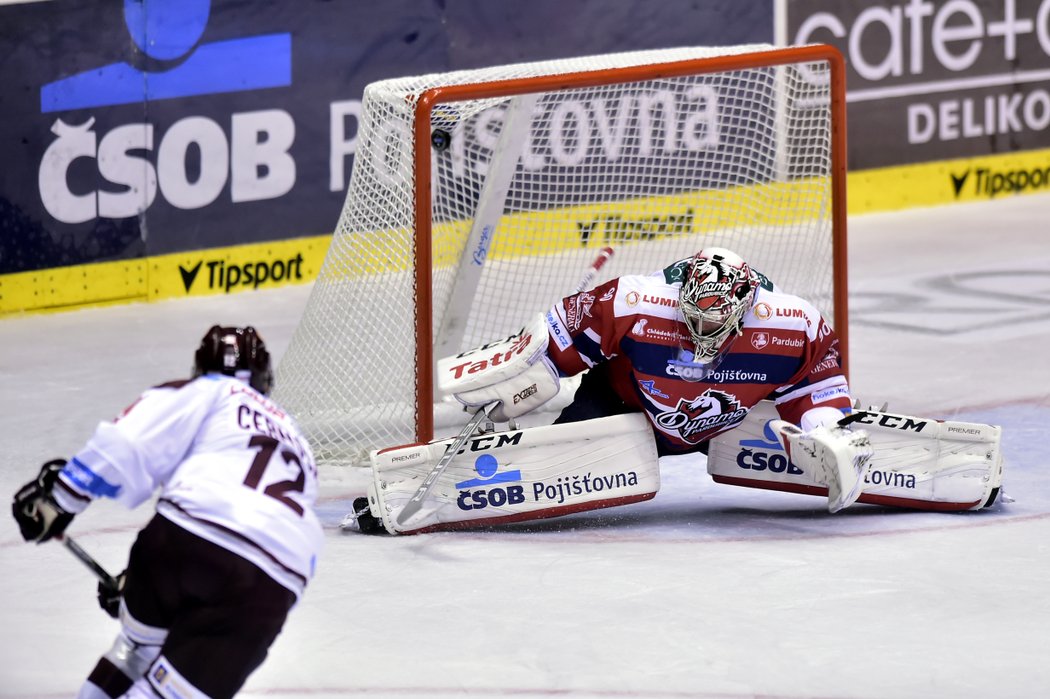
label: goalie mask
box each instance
[674,248,758,380]
[193,325,274,395]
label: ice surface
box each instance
[1,195,1048,698]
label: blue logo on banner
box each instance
[40,0,291,113]
[454,454,522,489]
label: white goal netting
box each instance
[275,43,847,465]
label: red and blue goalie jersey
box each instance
[544,259,854,454]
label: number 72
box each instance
[244,435,305,516]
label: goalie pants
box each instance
[555,362,707,457]
[119,514,297,698]
[555,362,631,425]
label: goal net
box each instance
[275,43,848,465]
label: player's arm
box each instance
[544,278,622,377]
[439,278,624,420]
[12,381,212,543]
[770,314,853,424]
[66,381,212,506]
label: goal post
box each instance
[275,43,849,465]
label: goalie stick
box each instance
[393,246,616,527]
[395,400,499,525]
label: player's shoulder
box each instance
[113,375,220,422]
[746,285,822,331]
[146,378,195,393]
[145,374,253,404]
[147,374,228,394]
[609,273,680,319]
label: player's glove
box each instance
[12,459,75,543]
[97,570,127,619]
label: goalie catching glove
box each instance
[437,314,560,422]
[771,421,874,513]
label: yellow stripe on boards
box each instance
[4,146,1048,317]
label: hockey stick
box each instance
[394,246,615,527]
[575,246,614,294]
[395,400,500,526]
[60,535,120,592]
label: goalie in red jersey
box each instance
[352,247,1003,535]
[542,247,870,512]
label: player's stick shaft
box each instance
[60,535,119,591]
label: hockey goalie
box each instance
[348,247,1004,535]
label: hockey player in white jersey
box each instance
[12,325,323,699]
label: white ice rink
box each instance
[2,195,1049,698]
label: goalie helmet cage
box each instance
[275,43,849,465]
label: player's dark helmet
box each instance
[679,247,759,366]
[192,325,274,395]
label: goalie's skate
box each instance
[340,497,386,535]
[772,421,874,513]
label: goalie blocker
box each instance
[362,413,660,535]
[437,314,560,422]
[707,401,1003,511]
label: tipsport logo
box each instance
[454,454,525,511]
[38,0,295,225]
[950,165,1050,200]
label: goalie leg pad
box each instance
[366,413,660,534]
[707,402,1004,512]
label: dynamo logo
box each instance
[41,0,291,113]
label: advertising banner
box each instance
[0,0,771,310]
[784,0,1050,173]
